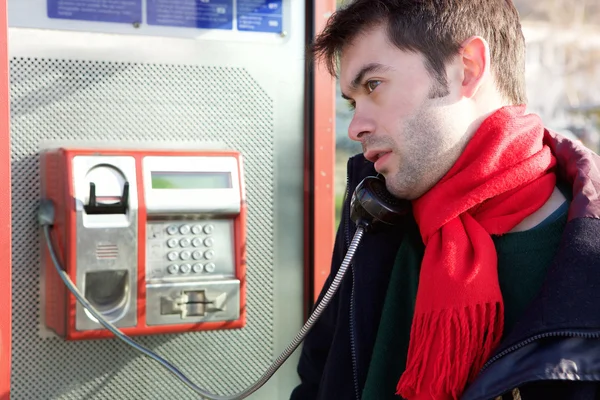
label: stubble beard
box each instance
[386,105,461,201]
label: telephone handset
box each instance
[350,175,411,231]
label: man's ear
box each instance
[459,36,490,99]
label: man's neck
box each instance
[509,186,567,233]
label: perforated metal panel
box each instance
[10,58,280,399]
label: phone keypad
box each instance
[146,220,235,281]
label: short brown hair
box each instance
[312,0,527,104]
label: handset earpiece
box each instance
[350,175,410,231]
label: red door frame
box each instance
[304,0,337,315]
[311,0,336,302]
[0,0,12,398]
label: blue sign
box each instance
[237,0,283,33]
[147,0,233,30]
[48,0,142,24]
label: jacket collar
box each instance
[544,129,600,221]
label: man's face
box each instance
[340,25,474,200]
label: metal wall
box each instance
[8,1,306,398]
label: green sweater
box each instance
[361,202,569,400]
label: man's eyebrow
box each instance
[341,63,392,100]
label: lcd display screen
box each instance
[151,171,232,189]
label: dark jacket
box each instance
[291,131,600,400]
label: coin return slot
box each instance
[160,290,228,319]
[84,270,130,322]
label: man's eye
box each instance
[366,80,381,93]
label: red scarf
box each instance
[396,106,557,399]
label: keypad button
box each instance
[203,224,214,234]
[167,251,179,261]
[179,238,191,247]
[191,225,203,235]
[204,250,215,260]
[180,263,191,274]
[192,238,202,247]
[180,251,191,260]
[167,238,178,248]
[204,263,216,273]
[204,237,214,247]
[179,225,191,235]
[192,263,203,273]
[166,225,178,235]
[192,250,203,260]
[167,264,179,274]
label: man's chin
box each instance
[385,181,412,201]
[383,176,424,201]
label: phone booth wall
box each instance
[5,0,335,398]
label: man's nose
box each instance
[348,112,375,142]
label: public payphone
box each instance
[41,147,247,340]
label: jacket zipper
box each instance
[350,264,360,400]
[345,172,361,400]
[473,330,600,400]
[481,330,600,373]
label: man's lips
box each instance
[364,150,392,163]
[364,150,392,170]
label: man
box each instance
[292,1,600,399]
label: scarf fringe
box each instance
[396,302,504,400]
